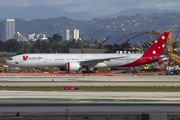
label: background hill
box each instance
[0,6,99,21]
[15,12,180,41]
[0,6,178,21]
[103,8,179,18]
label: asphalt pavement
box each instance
[0,75,180,86]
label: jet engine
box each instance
[65,62,81,72]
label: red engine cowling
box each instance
[65,62,81,72]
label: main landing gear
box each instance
[83,67,96,73]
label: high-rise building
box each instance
[1,19,15,41]
[0,19,3,40]
[74,29,79,40]
[66,29,70,40]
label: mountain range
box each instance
[0,6,179,21]
[13,12,180,41]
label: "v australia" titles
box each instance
[23,56,42,61]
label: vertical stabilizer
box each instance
[142,31,169,58]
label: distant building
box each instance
[28,33,47,41]
[35,34,40,40]
[0,20,3,40]
[28,33,35,40]
[74,29,79,40]
[43,34,46,39]
[14,31,27,41]
[41,34,48,41]
[0,19,15,41]
[66,29,70,40]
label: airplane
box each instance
[5,31,169,72]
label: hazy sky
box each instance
[1,0,180,15]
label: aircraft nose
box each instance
[5,60,13,65]
[5,60,9,64]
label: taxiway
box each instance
[0,75,180,86]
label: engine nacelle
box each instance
[65,62,81,72]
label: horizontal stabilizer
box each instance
[150,56,168,61]
[150,57,164,60]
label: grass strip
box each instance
[0,86,180,91]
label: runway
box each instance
[0,75,180,86]
[0,90,180,102]
[0,75,180,117]
[0,102,180,116]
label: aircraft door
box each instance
[19,56,23,63]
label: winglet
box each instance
[142,31,169,58]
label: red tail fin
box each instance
[142,31,169,58]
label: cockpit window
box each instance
[8,58,13,60]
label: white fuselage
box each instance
[5,31,170,71]
[6,53,143,68]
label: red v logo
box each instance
[23,56,28,61]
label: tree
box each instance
[40,41,50,53]
[48,33,62,53]
[32,40,41,53]
[3,39,22,52]
[93,39,99,48]
[0,41,5,51]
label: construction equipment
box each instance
[140,64,150,73]
[0,66,20,73]
[167,29,180,63]
[98,67,110,73]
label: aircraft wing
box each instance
[80,56,124,66]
